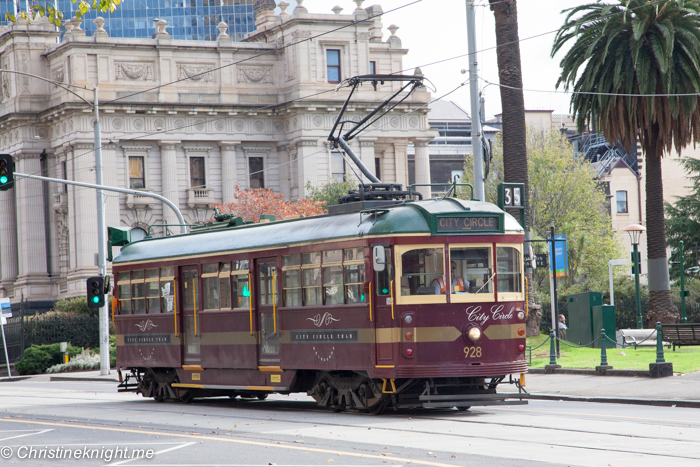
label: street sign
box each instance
[548,234,568,277]
[535,254,549,268]
[0,298,11,318]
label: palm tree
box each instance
[552,0,700,323]
[489,0,536,334]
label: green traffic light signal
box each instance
[0,176,7,184]
[92,296,100,304]
[0,155,12,191]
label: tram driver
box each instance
[433,261,469,294]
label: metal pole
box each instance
[465,0,484,201]
[655,322,665,363]
[680,241,687,323]
[551,226,559,358]
[0,315,11,378]
[633,242,642,329]
[15,173,187,232]
[609,261,614,307]
[94,88,110,376]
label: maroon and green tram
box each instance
[114,197,528,411]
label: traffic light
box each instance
[0,154,14,191]
[87,276,105,309]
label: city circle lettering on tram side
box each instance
[437,216,499,233]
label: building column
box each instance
[413,138,432,199]
[14,151,51,300]
[219,141,240,202]
[67,143,99,273]
[393,140,409,188]
[102,143,121,232]
[359,137,377,183]
[298,138,320,197]
[0,188,18,298]
[159,141,181,228]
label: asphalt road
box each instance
[1,378,699,466]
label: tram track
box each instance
[5,394,700,459]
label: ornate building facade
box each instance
[0,1,434,309]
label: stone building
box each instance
[0,1,434,309]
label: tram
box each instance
[114,186,528,411]
[114,74,528,411]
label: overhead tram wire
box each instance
[3,0,425,185]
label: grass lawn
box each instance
[527,333,700,374]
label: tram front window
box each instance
[449,246,493,294]
[400,247,444,296]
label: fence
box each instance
[0,310,99,365]
[540,297,700,331]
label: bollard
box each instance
[549,329,557,365]
[655,322,665,363]
[600,328,608,366]
[649,321,673,377]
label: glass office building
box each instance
[1,0,257,41]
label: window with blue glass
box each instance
[326,49,341,83]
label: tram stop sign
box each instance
[0,298,11,325]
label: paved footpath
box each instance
[3,369,700,408]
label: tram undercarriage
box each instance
[118,368,528,412]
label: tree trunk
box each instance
[643,127,678,324]
[490,0,535,319]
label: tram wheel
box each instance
[257,394,268,400]
[369,398,388,415]
[457,406,471,411]
[179,390,194,404]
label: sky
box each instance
[300,0,592,120]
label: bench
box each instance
[616,329,667,349]
[661,323,700,351]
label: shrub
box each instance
[52,296,96,317]
[14,343,81,375]
[46,353,100,374]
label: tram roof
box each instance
[112,198,523,265]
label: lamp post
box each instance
[623,224,646,329]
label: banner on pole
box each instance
[549,234,569,278]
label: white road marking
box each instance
[0,429,52,442]
[106,442,196,466]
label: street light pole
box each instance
[93,87,110,375]
[679,240,687,323]
[465,0,485,201]
[624,224,646,329]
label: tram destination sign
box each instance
[435,216,501,233]
[123,333,171,346]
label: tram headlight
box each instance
[517,310,526,320]
[467,327,481,342]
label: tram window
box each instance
[449,246,493,294]
[258,263,278,306]
[376,247,393,296]
[323,249,342,263]
[283,254,302,307]
[160,267,175,313]
[118,271,131,314]
[146,268,160,313]
[400,247,444,296]
[497,246,522,294]
[219,262,231,309]
[202,262,220,310]
[344,248,366,303]
[131,270,146,314]
[302,267,322,306]
[302,252,322,306]
[183,270,198,310]
[302,251,321,265]
[323,265,344,305]
[232,274,250,309]
[233,260,249,271]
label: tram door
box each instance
[374,246,396,364]
[181,266,202,364]
[256,258,280,365]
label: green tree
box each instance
[4,0,125,26]
[305,178,357,209]
[665,157,700,279]
[461,127,623,291]
[552,0,700,323]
